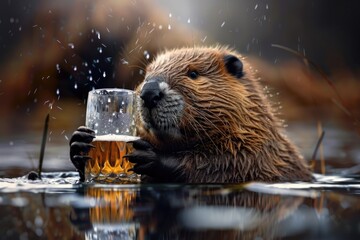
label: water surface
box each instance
[0,123,359,239]
[0,172,359,240]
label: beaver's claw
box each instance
[69,126,95,181]
[125,139,186,183]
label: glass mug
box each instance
[85,88,140,183]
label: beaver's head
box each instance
[136,47,272,151]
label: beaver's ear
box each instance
[223,55,244,78]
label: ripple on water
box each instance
[0,171,80,193]
[0,171,359,196]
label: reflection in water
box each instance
[73,186,303,239]
[69,185,306,240]
[85,187,138,239]
[0,175,360,239]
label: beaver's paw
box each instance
[69,126,95,181]
[125,139,185,183]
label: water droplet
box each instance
[68,43,75,49]
[89,76,93,81]
[120,59,129,65]
[103,71,106,78]
[9,141,14,146]
[158,25,163,30]
[56,89,60,95]
[56,64,60,73]
[74,83,78,89]
[143,50,150,60]
[10,18,14,23]
[255,4,258,10]
[266,4,269,9]
[116,129,119,134]
[73,66,77,71]
[96,31,101,39]
[168,24,171,30]
[108,98,111,103]
[187,18,191,24]
[169,13,172,18]
[221,21,225,27]
[98,47,102,53]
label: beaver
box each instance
[70,46,313,183]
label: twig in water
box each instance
[311,128,325,174]
[317,121,325,175]
[38,113,50,179]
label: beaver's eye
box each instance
[188,70,199,80]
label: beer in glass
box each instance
[85,88,140,183]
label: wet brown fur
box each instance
[137,46,313,183]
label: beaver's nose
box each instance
[140,80,163,109]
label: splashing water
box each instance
[120,59,129,65]
[143,50,150,60]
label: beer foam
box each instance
[93,134,140,142]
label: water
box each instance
[0,173,359,239]
[0,123,359,239]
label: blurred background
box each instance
[0,0,359,175]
